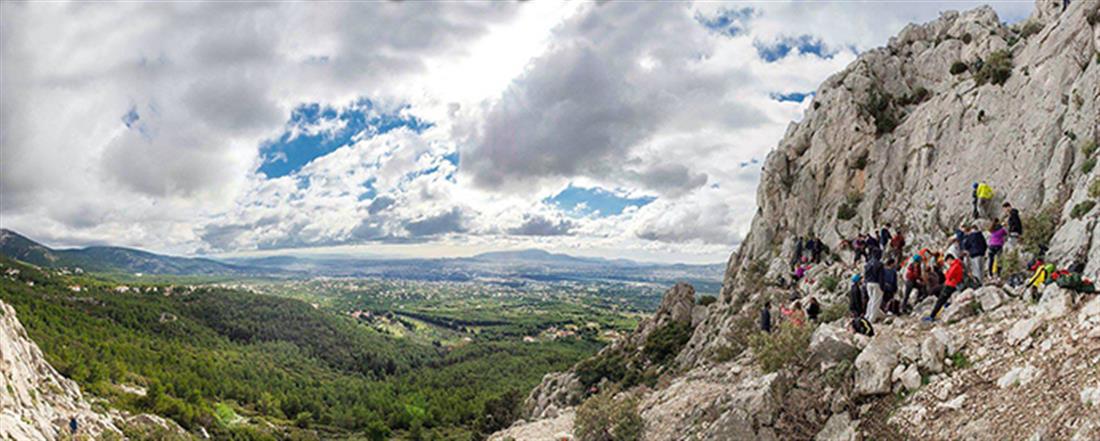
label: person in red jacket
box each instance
[925,254,964,322]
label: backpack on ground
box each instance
[851,317,875,336]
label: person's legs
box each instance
[930,286,956,319]
[988,246,1001,275]
[865,282,883,322]
[970,256,985,285]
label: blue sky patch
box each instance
[696,7,755,37]
[755,35,830,62]
[258,99,432,179]
[546,185,656,217]
[771,91,814,103]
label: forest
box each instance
[0,257,609,440]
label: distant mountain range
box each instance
[0,229,723,289]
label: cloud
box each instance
[507,215,576,237]
[405,207,468,237]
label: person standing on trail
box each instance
[69,416,78,436]
[882,257,899,314]
[963,224,988,285]
[760,301,772,333]
[1003,202,1023,237]
[792,236,804,267]
[864,255,886,322]
[988,219,1008,276]
[879,223,893,251]
[849,274,865,317]
[974,182,994,218]
[888,228,906,265]
[902,254,923,314]
[926,254,964,322]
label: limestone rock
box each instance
[815,412,861,441]
[809,323,860,367]
[1033,284,1072,320]
[854,335,900,396]
[899,364,922,392]
[1007,317,1043,347]
[523,372,583,420]
[920,330,949,373]
[976,286,1005,312]
[0,300,123,440]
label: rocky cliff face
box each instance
[496,1,1100,440]
[0,299,123,440]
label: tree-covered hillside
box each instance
[0,257,599,440]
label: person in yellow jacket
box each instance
[1026,263,1054,301]
[973,182,994,218]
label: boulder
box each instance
[997,365,1037,388]
[1078,295,1100,326]
[1007,317,1043,347]
[976,286,1005,312]
[899,364,922,392]
[940,290,977,323]
[809,323,860,367]
[1080,386,1100,406]
[815,412,861,441]
[854,335,900,396]
[1033,284,1072,320]
[919,331,948,373]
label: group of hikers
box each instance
[760,182,1097,337]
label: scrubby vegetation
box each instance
[644,321,693,365]
[1089,179,1100,199]
[1022,202,1062,255]
[819,275,840,293]
[1071,200,1096,219]
[697,295,717,306]
[837,192,863,221]
[1083,157,1097,175]
[749,322,813,373]
[950,61,968,75]
[574,388,644,441]
[863,88,899,135]
[1018,21,1043,39]
[974,50,1013,86]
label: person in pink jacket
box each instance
[987,219,1008,276]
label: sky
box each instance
[0,1,1033,264]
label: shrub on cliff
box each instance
[575,388,644,441]
[749,322,813,373]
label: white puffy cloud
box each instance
[1,1,1033,262]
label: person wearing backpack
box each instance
[864,255,886,322]
[925,254,964,322]
[888,228,906,265]
[760,301,773,333]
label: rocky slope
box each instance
[495,1,1100,439]
[0,298,124,440]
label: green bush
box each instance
[819,301,848,324]
[1018,21,1043,39]
[643,321,693,365]
[749,322,813,373]
[961,33,973,44]
[575,352,629,389]
[950,61,968,75]
[1083,157,1097,174]
[575,388,644,441]
[998,249,1023,278]
[837,192,863,221]
[1089,179,1100,199]
[696,295,717,307]
[819,275,840,293]
[975,50,1013,86]
[1071,200,1096,219]
[1082,140,1098,158]
[863,88,899,135]
[1088,9,1100,26]
[1022,202,1061,255]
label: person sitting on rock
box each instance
[781,301,806,327]
[925,253,964,322]
[806,297,821,322]
[760,301,772,333]
[849,313,874,337]
[1026,263,1054,301]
